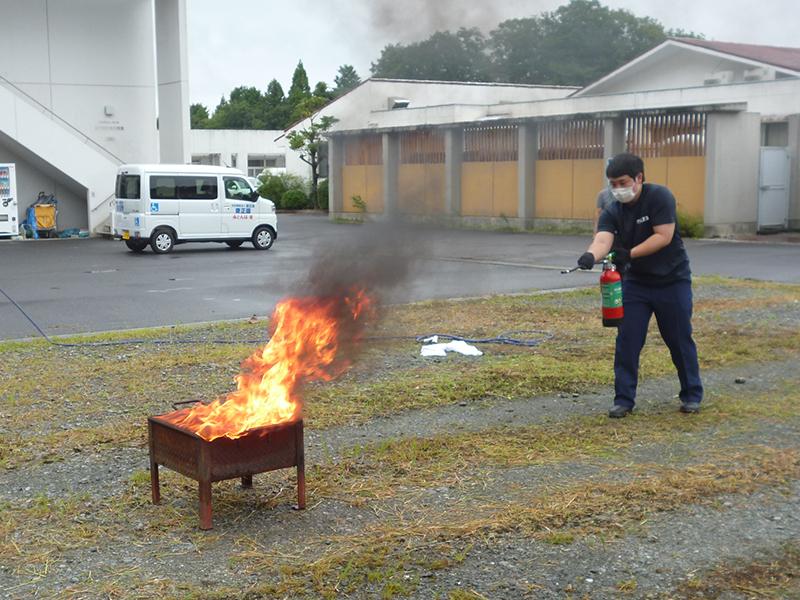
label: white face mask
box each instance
[611,185,636,203]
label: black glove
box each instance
[577,252,595,270]
[611,247,631,270]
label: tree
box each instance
[371,27,492,82]
[489,0,681,86]
[207,87,268,129]
[286,98,337,209]
[288,60,311,104]
[313,81,334,101]
[333,64,361,97]
[190,103,210,129]
[263,79,291,129]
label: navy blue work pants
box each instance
[614,278,703,408]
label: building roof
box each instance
[673,37,800,72]
[573,37,800,97]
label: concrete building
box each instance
[190,129,310,180]
[313,39,800,235]
[0,0,189,235]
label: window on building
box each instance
[191,154,221,166]
[762,122,789,147]
[231,153,238,169]
[247,154,286,176]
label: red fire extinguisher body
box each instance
[600,263,624,327]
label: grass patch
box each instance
[232,448,800,599]
[1,278,798,469]
[308,386,799,502]
[678,541,800,599]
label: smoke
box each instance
[360,0,549,42]
[291,219,428,369]
[301,220,424,302]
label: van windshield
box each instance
[116,174,140,199]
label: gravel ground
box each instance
[2,280,799,599]
[420,482,800,599]
[1,358,794,505]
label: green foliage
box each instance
[370,0,701,86]
[208,87,266,129]
[256,172,307,204]
[313,81,334,101]
[334,64,361,97]
[351,195,367,213]
[281,188,309,210]
[317,178,329,210]
[290,95,330,126]
[371,27,492,82]
[677,211,705,238]
[288,60,311,105]
[190,103,210,129]
[287,112,338,208]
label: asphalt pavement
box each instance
[1,214,799,340]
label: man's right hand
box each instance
[577,252,595,270]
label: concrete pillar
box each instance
[603,117,626,161]
[444,128,463,217]
[517,123,538,226]
[155,0,190,164]
[704,112,761,235]
[382,133,399,217]
[788,114,800,229]
[327,135,344,215]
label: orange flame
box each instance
[161,287,374,441]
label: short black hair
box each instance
[606,153,645,181]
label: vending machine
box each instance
[0,163,19,237]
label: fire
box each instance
[162,287,374,441]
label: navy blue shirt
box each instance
[597,183,691,285]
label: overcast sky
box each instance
[187,0,799,110]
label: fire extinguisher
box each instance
[600,254,623,327]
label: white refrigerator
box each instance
[0,163,19,237]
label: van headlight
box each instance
[267,201,275,213]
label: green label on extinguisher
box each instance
[601,281,623,308]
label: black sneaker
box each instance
[680,402,701,414]
[608,405,633,418]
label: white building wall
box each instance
[156,0,191,163]
[190,130,310,180]
[294,79,577,136]
[1,0,160,163]
[580,46,784,95]
[325,78,800,133]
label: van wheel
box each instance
[252,226,274,250]
[225,241,243,248]
[150,229,175,254]
[125,239,148,253]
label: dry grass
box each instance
[307,386,799,503]
[678,541,800,599]
[1,278,798,469]
[231,448,800,599]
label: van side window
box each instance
[224,177,255,201]
[149,176,218,200]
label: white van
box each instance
[113,164,277,254]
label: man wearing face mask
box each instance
[576,153,703,418]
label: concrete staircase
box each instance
[0,75,121,235]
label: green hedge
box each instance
[677,211,705,238]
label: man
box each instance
[576,153,703,418]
